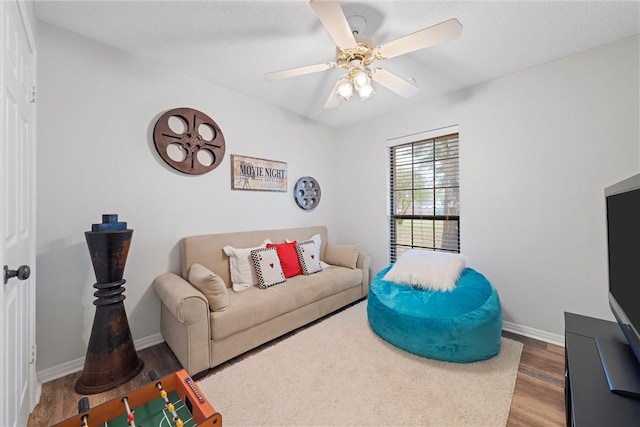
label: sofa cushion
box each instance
[181,226,329,287]
[288,233,329,269]
[287,233,321,250]
[325,243,359,269]
[296,240,322,275]
[223,240,270,292]
[188,263,229,312]
[267,241,303,278]
[210,265,363,340]
[250,247,286,289]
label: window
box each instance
[389,132,460,262]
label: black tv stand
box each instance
[595,337,640,399]
[565,312,640,426]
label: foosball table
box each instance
[55,370,222,427]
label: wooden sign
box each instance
[231,154,287,192]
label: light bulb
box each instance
[353,70,370,89]
[357,83,375,101]
[336,80,353,100]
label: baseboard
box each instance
[503,321,564,347]
[36,333,165,384]
[134,333,165,350]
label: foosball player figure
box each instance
[121,396,136,427]
[149,370,184,427]
[78,397,90,427]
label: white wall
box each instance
[35,19,639,373]
[334,35,640,337]
[35,23,339,372]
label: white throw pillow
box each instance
[250,247,286,288]
[383,249,466,291]
[295,240,322,275]
[223,239,271,292]
[308,233,322,249]
[287,233,322,248]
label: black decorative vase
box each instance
[75,214,144,394]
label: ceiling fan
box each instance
[264,0,462,108]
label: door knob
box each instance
[4,265,31,285]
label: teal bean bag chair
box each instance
[367,265,502,363]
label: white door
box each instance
[1,1,38,426]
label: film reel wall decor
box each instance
[294,176,321,210]
[153,107,225,175]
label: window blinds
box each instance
[389,133,460,262]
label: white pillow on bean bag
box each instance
[383,249,465,291]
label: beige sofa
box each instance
[153,225,370,375]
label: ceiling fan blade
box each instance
[310,0,357,49]
[324,78,343,109]
[377,18,462,60]
[265,62,336,81]
[371,68,419,98]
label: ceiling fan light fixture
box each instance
[266,2,462,110]
[336,78,354,100]
[352,69,370,89]
[356,82,375,101]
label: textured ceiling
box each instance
[35,1,640,128]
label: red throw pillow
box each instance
[267,241,302,278]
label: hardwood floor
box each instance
[28,330,565,426]
[503,331,565,426]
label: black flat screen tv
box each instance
[596,173,640,399]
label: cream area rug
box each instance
[197,301,523,426]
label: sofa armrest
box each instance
[153,272,211,375]
[153,272,209,323]
[356,252,371,296]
